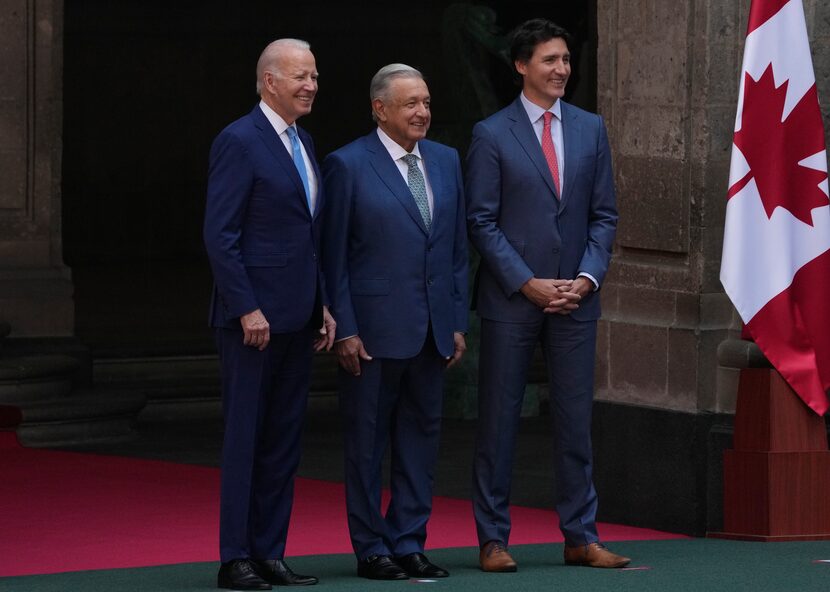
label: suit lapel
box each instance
[250,106,312,217]
[559,101,581,214]
[421,142,443,229]
[299,129,323,220]
[508,98,559,200]
[366,132,430,235]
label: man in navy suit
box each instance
[322,64,468,581]
[204,38,335,591]
[467,19,629,572]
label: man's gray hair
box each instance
[256,38,311,95]
[369,64,424,121]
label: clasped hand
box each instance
[520,277,592,314]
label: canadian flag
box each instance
[720,0,830,415]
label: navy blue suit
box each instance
[204,104,324,563]
[467,97,617,546]
[322,131,468,559]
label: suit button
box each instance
[552,248,560,254]
[427,278,434,286]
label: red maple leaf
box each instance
[731,64,828,226]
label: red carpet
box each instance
[0,433,684,577]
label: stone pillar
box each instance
[807,0,830,152]
[0,0,72,338]
[596,0,750,415]
[593,0,830,535]
[597,0,830,412]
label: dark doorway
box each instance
[62,0,596,356]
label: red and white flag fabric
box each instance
[720,0,830,415]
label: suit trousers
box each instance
[472,315,599,547]
[216,327,313,563]
[339,336,445,560]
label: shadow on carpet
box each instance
[3,539,830,592]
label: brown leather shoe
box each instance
[563,542,630,568]
[479,540,517,572]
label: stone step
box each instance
[0,353,147,447]
[18,389,147,448]
[0,354,80,404]
[94,354,221,396]
[93,351,340,420]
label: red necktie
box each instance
[541,111,561,198]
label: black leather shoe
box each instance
[217,559,271,590]
[253,559,318,586]
[396,552,449,578]
[356,555,409,580]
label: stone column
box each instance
[593,0,830,535]
[0,0,72,338]
[596,0,830,413]
[596,0,750,416]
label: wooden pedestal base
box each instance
[719,450,830,540]
[709,368,830,541]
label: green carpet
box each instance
[3,539,830,592]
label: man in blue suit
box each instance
[204,38,335,591]
[467,19,628,572]
[322,64,468,581]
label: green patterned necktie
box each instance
[401,153,431,231]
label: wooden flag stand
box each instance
[711,367,830,541]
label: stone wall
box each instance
[0,0,72,337]
[596,0,830,415]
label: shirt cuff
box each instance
[577,272,599,291]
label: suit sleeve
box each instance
[203,130,259,319]
[321,153,358,339]
[576,116,618,287]
[465,122,535,297]
[451,149,470,333]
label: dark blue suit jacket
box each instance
[204,105,325,333]
[322,131,468,359]
[466,97,618,322]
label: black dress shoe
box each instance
[217,559,271,590]
[396,552,449,578]
[356,555,409,580]
[253,559,318,586]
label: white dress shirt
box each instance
[258,100,319,213]
[376,127,434,216]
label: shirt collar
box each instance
[376,127,422,162]
[259,100,293,135]
[519,92,562,124]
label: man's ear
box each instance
[372,98,386,123]
[514,60,528,77]
[263,71,277,93]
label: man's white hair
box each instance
[369,63,424,121]
[256,38,311,95]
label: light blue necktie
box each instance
[401,153,431,231]
[285,126,312,212]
